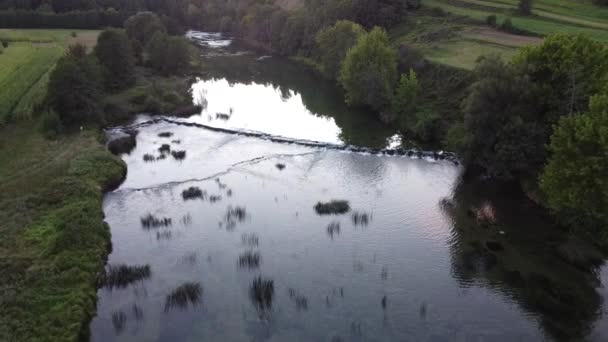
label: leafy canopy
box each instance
[339,26,397,112]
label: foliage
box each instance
[339,27,398,112]
[125,11,166,46]
[0,125,126,342]
[39,110,63,139]
[47,44,104,126]
[540,93,608,233]
[393,69,419,117]
[462,55,544,179]
[315,20,365,79]
[486,14,497,27]
[518,0,533,15]
[147,32,191,75]
[94,28,135,91]
[514,34,608,123]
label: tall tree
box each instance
[124,11,166,46]
[540,92,608,233]
[339,26,397,113]
[315,20,365,79]
[47,44,103,125]
[94,28,135,90]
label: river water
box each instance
[89,32,608,342]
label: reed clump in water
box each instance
[275,163,286,170]
[143,153,156,162]
[250,277,274,313]
[171,150,186,160]
[182,186,205,200]
[352,211,371,226]
[241,233,259,247]
[238,251,261,269]
[103,264,151,289]
[140,213,172,229]
[158,132,173,138]
[314,200,350,215]
[158,144,171,154]
[327,222,341,238]
[164,282,202,312]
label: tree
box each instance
[47,44,103,125]
[461,55,544,179]
[146,32,190,74]
[94,28,135,90]
[315,20,365,79]
[393,69,419,115]
[539,93,608,233]
[514,34,608,123]
[339,27,397,113]
[124,11,166,46]
[518,0,533,15]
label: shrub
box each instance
[486,15,497,27]
[39,110,63,139]
[500,18,514,32]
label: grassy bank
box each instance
[389,0,608,70]
[0,123,126,341]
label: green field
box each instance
[391,0,608,69]
[0,29,99,124]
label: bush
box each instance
[144,96,162,113]
[486,15,497,27]
[39,110,63,139]
[339,27,398,113]
[1,40,8,48]
[500,18,514,32]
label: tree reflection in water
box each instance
[441,178,604,341]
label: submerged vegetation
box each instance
[103,264,151,289]
[314,200,351,215]
[140,213,172,229]
[182,186,205,200]
[164,282,203,312]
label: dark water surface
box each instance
[90,32,608,342]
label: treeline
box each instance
[196,0,420,56]
[0,0,194,29]
[41,11,191,134]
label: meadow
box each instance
[0,29,99,124]
[392,0,608,69]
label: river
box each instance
[89,31,608,342]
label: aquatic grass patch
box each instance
[158,132,173,138]
[143,153,156,162]
[111,310,127,334]
[327,222,341,238]
[314,200,351,215]
[158,144,171,154]
[140,213,172,229]
[241,233,259,247]
[250,277,274,316]
[209,195,222,203]
[171,150,186,160]
[156,230,172,240]
[238,251,261,269]
[352,211,371,226]
[103,264,151,289]
[224,206,248,230]
[164,282,203,312]
[182,186,206,200]
[275,163,286,170]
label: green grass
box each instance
[0,29,99,124]
[424,39,519,69]
[424,0,608,41]
[0,123,126,342]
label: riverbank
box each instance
[0,122,126,341]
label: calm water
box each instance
[90,32,608,342]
